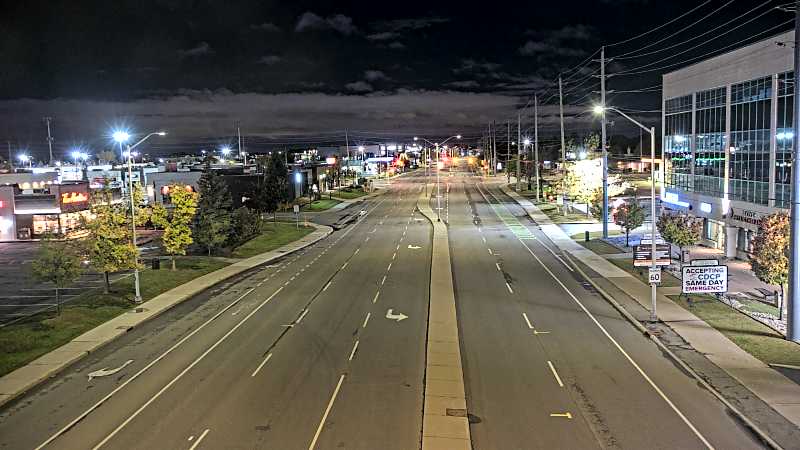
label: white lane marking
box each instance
[348,340,360,361]
[308,374,346,450]
[251,353,273,377]
[296,308,309,324]
[323,281,332,292]
[89,287,284,450]
[341,262,348,270]
[481,236,486,244]
[478,227,482,233]
[373,291,381,304]
[495,262,501,272]
[522,312,534,329]
[396,244,400,250]
[488,248,493,255]
[256,281,264,287]
[189,429,210,450]
[284,281,290,286]
[381,275,387,286]
[36,285,259,449]
[365,236,370,242]
[392,252,396,260]
[516,231,714,449]
[402,231,406,237]
[505,282,514,294]
[362,312,371,328]
[547,361,564,388]
[354,248,360,255]
[387,262,392,271]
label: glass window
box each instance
[694,87,726,197]
[665,95,693,191]
[729,77,772,205]
[776,71,794,208]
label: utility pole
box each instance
[44,117,54,164]
[507,121,511,182]
[516,112,521,192]
[600,45,609,238]
[534,95,540,202]
[345,129,350,186]
[492,120,498,177]
[787,0,800,342]
[7,141,12,170]
[237,123,245,166]
[559,77,567,208]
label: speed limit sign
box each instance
[648,267,662,285]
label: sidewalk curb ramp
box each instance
[0,224,333,409]
[416,185,472,450]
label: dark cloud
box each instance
[250,22,281,32]
[447,80,480,89]
[257,55,282,65]
[295,12,357,35]
[178,42,214,58]
[387,42,406,50]
[364,70,390,82]
[373,17,450,31]
[345,81,373,92]
[366,31,400,41]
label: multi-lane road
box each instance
[0,167,769,449]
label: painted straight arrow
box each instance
[407,245,421,249]
[385,308,408,322]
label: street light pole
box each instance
[788,0,800,342]
[597,106,658,321]
[600,46,609,239]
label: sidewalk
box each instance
[0,224,333,409]
[416,185,471,450]
[499,183,800,433]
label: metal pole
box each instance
[507,121,511,180]
[601,46,609,238]
[7,141,12,170]
[345,129,350,186]
[787,0,800,342]
[534,95,540,202]
[492,121,498,176]
[44,117,54,164]
[650,127,658,322]
[559,77,567,207]
[238,125,246,166]
[127,146,142,304]
[517,112,522,192]
[436,142,441,221]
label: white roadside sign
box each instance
[648,267,661,285]
[682,265,728,294]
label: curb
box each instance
[562,250,783,450]
[0,223,333,410]
[416,185,472,450]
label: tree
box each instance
[194,168,232,255]
[614,201,646,247]
[131,182,151,227]
[751,212,789,317]
[96,150,117,164]
[151,202,168,229]
[562,158,629,217]
[31,236,82,314]
[231,206,263,246]
[83,187,138,293]
[657,213,701,262]
[161,185,198,270]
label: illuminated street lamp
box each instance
[18,154,32,168]
[112,129,167,304]
[594,105,659,321]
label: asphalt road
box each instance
[0,173,431,450]
[0,166,777,449]
[444,162,764,449]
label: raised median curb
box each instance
[0,224,333,409]
[497,181,800,447]
[416,185,471,450]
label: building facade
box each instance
[662,30,794,259]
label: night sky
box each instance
[0,0,791,160]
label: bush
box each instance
[231,207,263,246]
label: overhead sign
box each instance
[633,244,671,267]
[682,265,728,294]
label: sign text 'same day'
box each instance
[682,265,728,294]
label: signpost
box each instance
[682,265,728,294]
[633,244,670,267]
[293,204,300,229]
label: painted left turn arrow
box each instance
[385,308,408,322]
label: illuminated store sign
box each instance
[61,192,89,204]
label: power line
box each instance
[605,0,713,48]
[613,0,774,60]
